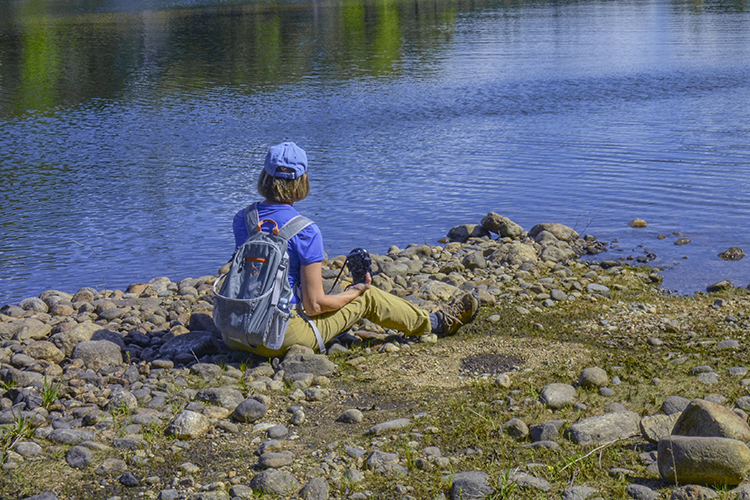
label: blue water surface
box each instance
[1,0,749,304]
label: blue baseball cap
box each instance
[264,142,308,179]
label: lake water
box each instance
[1,0,750,305]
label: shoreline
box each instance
[3,213,746,309]
[3,216,750,499]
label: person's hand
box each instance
[347,280,371,294]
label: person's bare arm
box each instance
[300,261,370,316]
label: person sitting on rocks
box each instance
[226,141,480,358]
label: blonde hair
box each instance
[257,169,310,204]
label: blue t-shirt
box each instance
[233,203,324,302]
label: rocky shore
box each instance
[2,214,750,500]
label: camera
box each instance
[347,248,372,285]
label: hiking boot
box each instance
[434,292,480,337]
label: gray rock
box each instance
[0,366,44,388]
[158,331,220,359]
[65,445,94,469]
[671,399,750,442]
[267,424,288,439]
[299,477,329,500]
[107,388,138,412]
[364,450,399,469]
[366,418,411,436]
[507,471,551,491]
[640,413,681,443]
[279,346,336,377]
[20,493,57,500]
[190,363,223,379]
[336,409,364,424]
[732,483,750,500]
[530,421,561,442]
[258,451,294,468]
[9,318,52,341]
[658,435,750,486]
[565,411,641,445]
[736,396,750,411]
[71,340,122,371]
[540,383,577,409]
[626,484,659,500]
[196,387,244,409]
[113,436,148,449]
[579,367,609,389]
[561,485,598,500]
[228,485,254,499]
[94,458,128,476]
[696,372,720,384]
[529,223,580,243]
[249,469,301,497]
[707,280,733,293]
[503,418,529,440]
[586,283,611,297]
[663,396,691,415]
[488,242,538,267]
[22,341,65,363]
[343,468,365,483]
[717,340,740,350]
[47,429,96,445]
[461,251,487,271]
[670,484,718,500]
[166,410,210,439]
[13,441,43,458]
[718,247,745,261]
[449,471,493,500]
[541,245,576,263]
[232,398,268,423]
[119,472,140,487]
[447,225,490,243]
[481,213,523,238]
[49,321,100,356]
[19,297,49,313]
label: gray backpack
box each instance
[213,203,313,351]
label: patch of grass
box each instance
[0,379,16,392]
[38,376,63,409]
[1,414,35,454]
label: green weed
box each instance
[38,377,63,409]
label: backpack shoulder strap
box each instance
[278,215,314,241]
[244,203,260,235]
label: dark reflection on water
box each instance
[1,0,750,304]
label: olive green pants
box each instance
[246,286,431,357]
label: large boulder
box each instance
[480,213,523,239]
[658,435,750,486]
[671,399,750,442]
[565,411,641,445]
